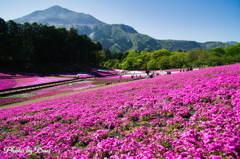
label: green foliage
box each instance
[0,18,103,66]
[122,57,134,70]
[188,48,209,63]
[147,59,157,70]
[103,48,111,61]
[192,61,204,67]
[205,56,224,66]
[91,24,133,53]
[106,43,240,70]
[130,33,162,52]
[132,59,144,70]
[209,47,225,57]
[198,49,209,62]
[223,56,235,64]
[90,24,168,53]
[159,56,170,69]
[224,44,240,56]
[188,50,201,62]
[103,59,120,68]
[182,64,187,68]
[169,52,190,68]
[151,49,170,59]
[151,51,160,59]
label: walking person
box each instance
[146,68,150,79]
[119,74,122,81]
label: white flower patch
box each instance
[3,93,36,99]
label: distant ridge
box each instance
[13,5,105,25]
[225,41,238,45]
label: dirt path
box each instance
[0,79,145,110]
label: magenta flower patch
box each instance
[13,77,74,88]
[0,79,16,90]
[0,73,17,90]
[0,73,74,90]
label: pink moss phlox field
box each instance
[31,81,98,95]
[0,73,74,90]
[0,79,16,90]
[13,77,74,88]
[15,77,38,85]
[0,73,17,90]
[0,73,41,90]
[1,64,240,158]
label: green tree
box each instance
[192,61,204,67]
[132,58,143,70]
[169,52,190,68]
[158,56,170,69]
[147,59,157,70]
[233,54,240,63]
[122,57,134,70]
[205,56,224,66]
[151,51,160,59]
[6,20,22,63]
[104,59,119,68]
[224,44,240,56]
[104,48,112,61]
[0,20,103,67]
[188,50,200,62]
[156,49,171,56]
[209,47,225,57]
[198,49,209,62]
[0,18,8,63]
[223,56,235,64]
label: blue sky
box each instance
[1,0,239,43]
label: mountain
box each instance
[225,41,238,45]
[69,24,232,53]
[157,40,232,52]
[13,5,105,26]
[74,24,162,53]
[13,6,232,53]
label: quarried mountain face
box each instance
[12,5,232,53]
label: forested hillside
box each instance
[0,18,103,67]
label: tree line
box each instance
[1,18,239,71]
[103,43,240,70]
[0,18,103,66]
